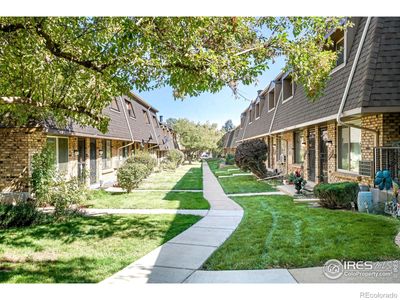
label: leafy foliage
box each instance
[117,161,148,193]
[172,118,224,162]
[222,119,234,132]
[162,149,185,170]
[129,151,157,176]
[48,175,89,216]
[31,145,56,204]
[314,182,359,209]
[0,201,46,228]
[0,17,350,131]
[225,153,235,165]
[235,139,268,178]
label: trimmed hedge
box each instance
[0,201,44,228]
[129,151,157,176]
[314,182,359,209]
[164,149,185,169]
[117,161,149,193]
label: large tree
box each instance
[172,119,223,163]
[222,119,234,132]
[0,17,349,132]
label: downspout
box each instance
[336,17,379,145]
[118,96,136,155]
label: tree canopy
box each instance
[0,17,350,132]
[171,118,223,161]
[222,119,234,132]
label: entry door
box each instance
[77,138,86,180]
[308,130,316,181]
[89,139,97,184]
[319,127,328,183]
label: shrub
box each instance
[48,175,89,216]
[235,139,268,178]
[117,161,148,193]
[31,145,56,204]
[165,149,185,168]
[225,153,235,165]
[314,182,359,209]
[161,159,177,171]
[130,151,157,176]
[0,201,45,228]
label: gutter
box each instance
[336,17,379,145]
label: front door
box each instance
[308,130,316,181]
[77,138,86,181]
[90,139,97,184]
[319,127,328,183]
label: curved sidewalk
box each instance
[101,162,244,283]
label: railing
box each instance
[373,147,400,180]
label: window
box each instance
[125,100,135,118]
[294,131,305,163]
[268,90,275,111]
[249,109,253,123]
[338,126,361,173]
[255,102,260,119]
[121,141,129,158]
[46,137,69,173]
[143,110,150,124]
[326,29,346,69]
[102,140,112,169]
[282,74,294,102]
[240,114,245,128]
[152,116,159,128]
[110,99,120,112]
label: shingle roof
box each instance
[236,17,400,142]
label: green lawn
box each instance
[0,214,201,283]
[138,163,202,190]
[203,195,400,270]
[86,190,210,209]
[218,176,275,194]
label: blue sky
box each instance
[136,56,286,129]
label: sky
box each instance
[136,56,286,129]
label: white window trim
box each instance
[47,136,69,171]
[336,124,360,175]
[282,74,295,104]
[329,30,347,75]
[267,90,276,112]
[110,99,121,113]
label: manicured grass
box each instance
[138,163,202,190]
[207,159,274,194]
[203,195,400,270]
[86,190,210,210]
[218,176,276,194]
[0,214,201,283]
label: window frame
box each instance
[110,99,120,112]
[143,110,150,124]
[282,74,295,103]
[102,139,112,170]
[329,29,347,75]
[255,102,261,120]
[46,136,69,173]
[268,89,275,112]
[337,125,361,174]
[125,100,136,119]
[248,109,253,124]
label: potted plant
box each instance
[293,169,307,194]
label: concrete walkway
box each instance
[101,162,244,283]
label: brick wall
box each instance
[0,128,46,192]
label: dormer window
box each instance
[240,114,245,128]
[125,100,135,118]
[282,74,294,103]
[143,110,150,124]
[153,115,159,128]
[249,109,253,123]
[268,89,275,111]
[111,99,120,112]
[325,29,346,71]
[255,102,260,119]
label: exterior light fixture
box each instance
[99,149,103,156]
[74,149,79,156]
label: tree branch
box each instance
[0,23,25,33]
